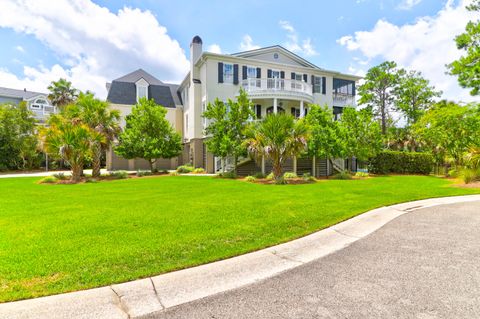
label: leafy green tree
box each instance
[358,61,401,135]
[413,101,480,167]
[202,99,230,171]
[385,126,421,152]
[64,92,121,178]
[305,105,344,175]
[40,114,103,182]
[339,107,382,162]
[47,78,78,108]
[394,70,441,125]
[203,89,254,171]
[447,0,480,95]
[245,113,308,183]
[115,98,182,173]
[0,102,39,170]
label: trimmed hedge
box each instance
[368,151,434,175]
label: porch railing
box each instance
[241,78,313,96]
[333,93,356,107]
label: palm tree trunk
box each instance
[71,163,83,183]
[273,159,283,183]
[92,143,102,178]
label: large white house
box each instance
[106,36,361,176]
[0,87,56,123]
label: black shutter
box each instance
[291,72,296,79]
[218,62,224,83]
[280,71,285,79]
[242,66,247,80]
[233,64,239,85]
[303,74,308,82]
[256,105,262,119]
[267,69,272,78]
[256,67,261,78]
[352,82,356,96]
[322,76,326,94]
[311,75,316,93]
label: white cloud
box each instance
[207,44,222,54]
[15,45,25,53]
[239,35,260,51]
[337,0,476,102]
[397,0,422,10]
[278,21,318,57]
[0,0,189,98]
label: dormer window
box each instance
[135,78,149,102]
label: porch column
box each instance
[273,98,278,114]
[261,156,265,174]
[293,156,297,174]
[300,100,305,118]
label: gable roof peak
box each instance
[113,69,163,85]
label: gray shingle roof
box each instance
[0,87,47,100]
[113,69,164,85]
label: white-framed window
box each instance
[136,84,148,102]
[271,70,280,78]
[35,99,48,105]
[30,103,42,109]
[294,73,303,82]
[223,63,234,83]
[247,66,257,78]
[314,76,322,93]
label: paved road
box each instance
[145,201,480,319]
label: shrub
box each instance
[109,170,129,179]
[333,170,353,180]
[448,168,459,178]
[283,172,298,179]
[218,171,237,179]
[176,164,194,173]
[169,171,179,176]
[192,168,206,174]
[274,176,287,185]
[368,151,434,175]
[53,172,68,180]
[39,176,58,184]
[355,171,369,178]
[85,178,98,183]
[461,168,479,184]
[302,173,316,182]
[136,170,152,177]
[266,172,274,180]
[245,175,256,182]
[253,172,265,179]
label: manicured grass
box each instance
[0,175,479,302]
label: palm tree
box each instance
[65,93,121,178]
[47,78,78,108]
[245,113,308,183]
[464,146,480,170]
[39,115,104,183]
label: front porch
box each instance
[249,97,311,119]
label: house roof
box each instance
[231,45,321,70]
[113,69,164,85]
[0,86,48,100]
[107,69,180,108]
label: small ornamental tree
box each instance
[339,107,382,162]
[305,104,344,176]
[40,114,103,182]
[245,113,308,183]
[203,89,254,171]
[64,92,120,178]
[115,98,182,173]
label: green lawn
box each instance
[0,175,478,302]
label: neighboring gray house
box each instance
[0,87,56,123]
[106,69,183,171]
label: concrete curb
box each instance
[2,195,479,319]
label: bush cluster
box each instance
[176,164,194,173]
[109,170,129,179]
[283,172,298,179]
[192,168,206,174]
[136,170,152,177]
[355,171,369,178]
[333,170,353,180]
[245,175,256,182]
[368,151,434,175]
[461,168,480,184]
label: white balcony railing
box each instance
[333,93,356,107]
[30,104,57,121]
[241,78,313,97]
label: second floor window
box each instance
[223,63,233,83]
[314,77,322,93]
[247,66,257,78]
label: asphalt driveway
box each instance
[146,201,480,319]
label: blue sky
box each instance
[0,0,475,101]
